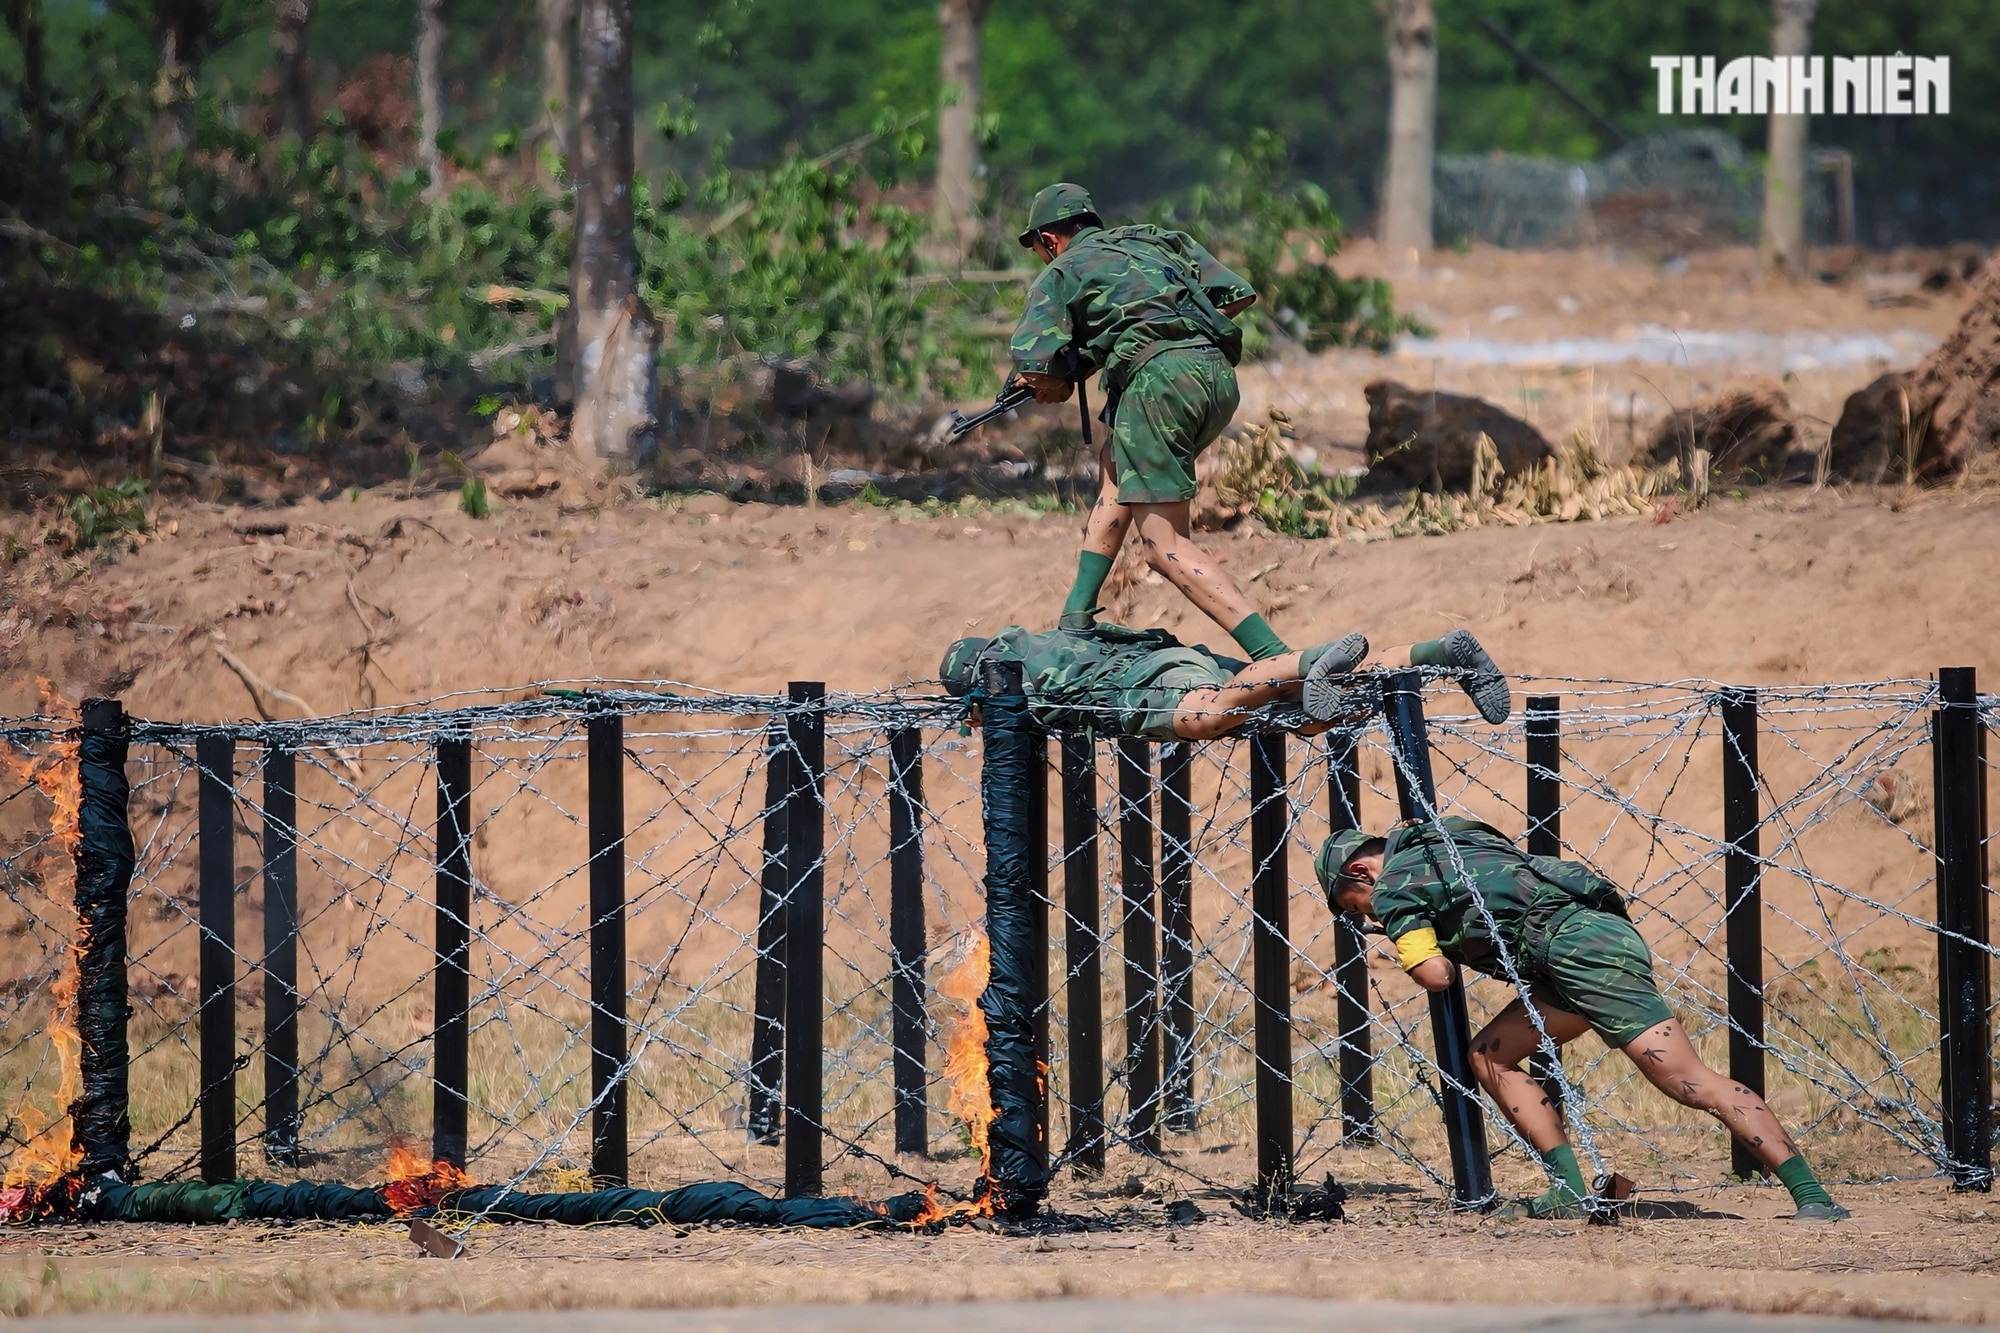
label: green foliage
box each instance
[459,476,491,518]
[1182,131,1427,355]
[64,477,150,549]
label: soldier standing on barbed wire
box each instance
[1317,817,1850,1221]
[1008,183,1509,722]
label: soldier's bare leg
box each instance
[1361,630,1512,725]
[1128,502,1264,639]
[1171,634,1367,740]
[1619,1018,1800,1173]
[1060,445,1132,628]
[1468,997,1593,1151]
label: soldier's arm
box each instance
[1373,865,1455,991]
[1182,236,1258,317]
[1011,265,1082,388]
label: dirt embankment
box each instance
[5,480,1998,722]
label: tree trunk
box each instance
[4,0,48,131]
[537,0,576,174]
[1380,0,1437,262]
[152,0,212,149]
[416,0,448,200]
[1759,0,1819,277]
[269,0,315,142]
[932,0,988,260]
[564,0,659,465]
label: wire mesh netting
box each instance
[1,673,1992,1210]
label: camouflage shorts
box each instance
[1529,908,1675,1047]
[1116,648,1235,739]
[1110,343,1240,504]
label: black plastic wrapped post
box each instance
[1720,688,1767,1180]
[1326,732,1373,1144]
[1115,736,1162,1155]
[888,726,927,1156]
[1059,733,1106,1174]
[783,682,826,1198]
[587,705,628,1186]
[433,735,472,1169]
[1159,742,1196,1134]
[747,723,789,1145]
[1384,672,1494,1209]
[979,659,1050,1215]
[1933,667,1992,1191]
[1524,697,1565,1125]
[71,699,133,1180]
[262,742,301,1165]
[1024,731,1051,1170]
[196,733,236,1184]
[1249,731,1292,1201]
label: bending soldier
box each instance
[1316,817,1849,1221]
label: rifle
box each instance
[948,346,1094,440]
[947,378,1037,438]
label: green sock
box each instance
[1774,1154,1834,1208]
[1532,1144,1588,1216]
[1230,612,1288,662]
[1063,551,1114,618]
[1408,636,1451,667]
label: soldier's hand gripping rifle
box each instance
[947,346,1094,440]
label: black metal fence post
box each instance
[261,741,301,1166]
[1060,733,1106,1175]
[196,732,236,1184]
[1524,696,1565,1124]
[1115,736,1162,1155]
[1249,731,1293,1202]
[1326,732,1373,1143]
[1159,741,1196,1134]
[1384,672,1495,1209]
[980,659,1051,1215]
[72,699,133,1181]
[1933,666,1993,1191]
[1025,732,1051,1170]
[783,682,827,1197]
[587,705,628,1186]
[433,733,473,1169]
[1720,687,1767,1180]
[747,723,789,1144]
[888,725,928,1156]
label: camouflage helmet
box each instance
[1018,182,1101,247]
[940,637,992,698]
[1314,829,1379,898]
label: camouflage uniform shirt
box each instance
[1010,224,1254,406]
[974,623,1244,737]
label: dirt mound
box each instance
[1362,380,1555,492]
[1639,384,1803,482]
[1828,254,2000,483]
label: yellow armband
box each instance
[1393,927,1443,972]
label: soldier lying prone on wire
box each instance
[939,622,1512,740]
[1316,816,1850,1222]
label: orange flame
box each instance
[2,685,85,1191]
[913,936,999,1225]
[381,1139,474,1215]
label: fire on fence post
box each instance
[975,657,1050,1217]
[433,733,473,1170]
[1384,672,1496,1210]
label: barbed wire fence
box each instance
[0,668,1992,1229]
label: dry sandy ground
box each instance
[3,1178,1998,1322]
[8,479,1999,722]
